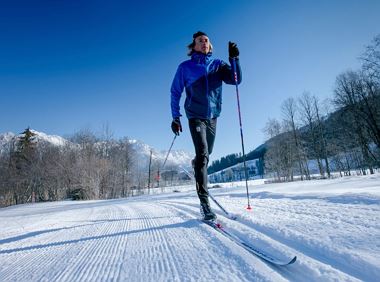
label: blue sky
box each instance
[1,0,379,161]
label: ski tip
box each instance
[226,213,238,220]
[271,255,297,266]
[288,256,297,265]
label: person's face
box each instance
[193,35,210,54]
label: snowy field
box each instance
[1,174,379,282]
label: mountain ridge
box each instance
[0,129,194,169]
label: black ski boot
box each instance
[200,201,217,221]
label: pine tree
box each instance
[15,127,37,169]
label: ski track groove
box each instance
[235,197,379,281]
[124,202,206,281]
[0,203,133,281]
[171,196,376,281]
[161,200,362,282]
[134,203,182,281]
[58,203,132,281]
[129,201,273,281]
[226,195,377,281]
[159,201,286,281]
[40,204,120,281]
[74,205,118,281]
[0,207,101,281]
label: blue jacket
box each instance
[171,52,242,119]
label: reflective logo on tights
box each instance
[196,126,201,132]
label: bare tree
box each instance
[298,92,325,176]
[361,34,380,82]
[313,96,331,177]
[334,71,378,173]
[109,138,134,198]
[282,98,310,180]
[360,73,380,149]
[263,118,294,181]
[100,122,114,159]
[298,92,331,177]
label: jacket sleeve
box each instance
[170,64,185,119]
[220,58,242,85]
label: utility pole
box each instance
[157,168,160,188]
[148,150,152,194]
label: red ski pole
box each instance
[232,58,252,210]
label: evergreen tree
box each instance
[14,127,37,169]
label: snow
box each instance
[0,132,15,145]
[30,130,69,147]
[1,174,379,281]
[0,130,68,150]
[0,132,16,155]
[128,139,193,169]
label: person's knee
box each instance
[194,154,208,168]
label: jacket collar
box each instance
[191,52,213,64]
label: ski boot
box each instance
[200,202,217,221]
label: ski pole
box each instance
[162,134,177,169]
[232,58,252,210]
[209,193,237,220]
[157,134,177,186]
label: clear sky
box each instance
[1,0,379,162]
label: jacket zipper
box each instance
[205,63,210,118]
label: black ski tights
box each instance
[189,118,217,205]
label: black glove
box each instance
[171,118,182,135]
[228,41,239,58]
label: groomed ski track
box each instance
[1,177,379,281]
[0,197,281,282]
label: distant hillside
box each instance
[207,105,368,175]
[208,144,266,175]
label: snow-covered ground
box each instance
[1,174,379,281]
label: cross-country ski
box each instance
[201,219,297,266]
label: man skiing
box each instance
[170,31,242,220]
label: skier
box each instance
[170,31,242,220]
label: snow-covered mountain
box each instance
[0,130,70,154]
[0,130,193,169]
[128,139,193,169]
[30,130,69,147]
